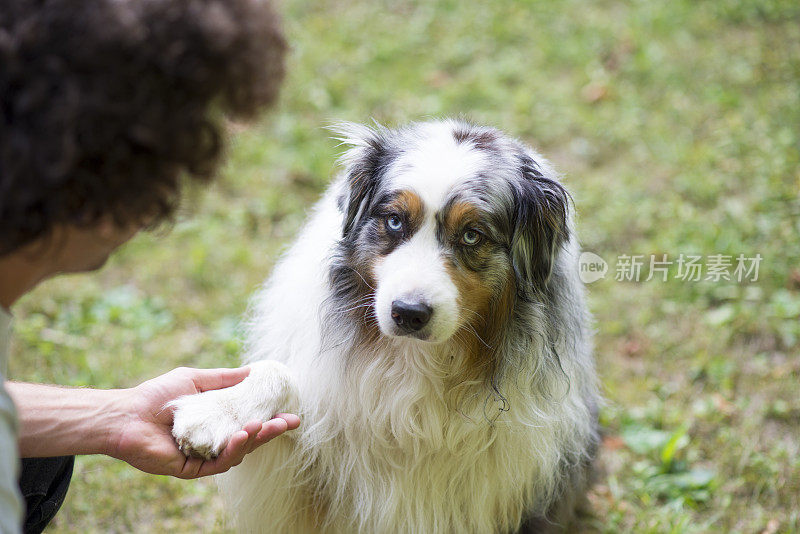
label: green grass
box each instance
[8,0,800,531]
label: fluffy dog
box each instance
[171,119,599,533]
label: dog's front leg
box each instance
[169,360,299,459]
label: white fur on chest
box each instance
[295,342,570,534]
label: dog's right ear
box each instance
[330,122,391,238]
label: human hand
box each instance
[107,366,300,479]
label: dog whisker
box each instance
[346,266,377,291]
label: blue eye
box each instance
[386,214,403,233]
[461,229,481,246]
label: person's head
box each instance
[0,0,286,271]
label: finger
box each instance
[192,419,292,478]
[238,419,291,454]
[254,418,289,445]
[195,430,251,478]
[273,413,301,430]
[240,415,297,438]
[189,366,251,393]
[242,420,263,437]
[178,455,205,479]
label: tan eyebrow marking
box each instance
[443,201,482,236]
[383,189,425,230]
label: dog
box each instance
[170,119,600,533]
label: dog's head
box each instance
[331,120,570,345]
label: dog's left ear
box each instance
[510,154,571,298]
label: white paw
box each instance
[170,360,299,460]
[170,390,243,459]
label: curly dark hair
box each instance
[0,0,286,256]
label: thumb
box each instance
[189,366,251,392]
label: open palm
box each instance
[109,366,299,479]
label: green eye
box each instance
[386,214,403,233]
[461,229,481,246]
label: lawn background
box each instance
[8,0,799,532]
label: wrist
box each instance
[97,387,135,458]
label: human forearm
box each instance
[6,381,126,458]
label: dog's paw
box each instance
[246,360,300,415]
[170,390,242,459]
[169,360,299,460]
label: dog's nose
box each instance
[391,300,432,332]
